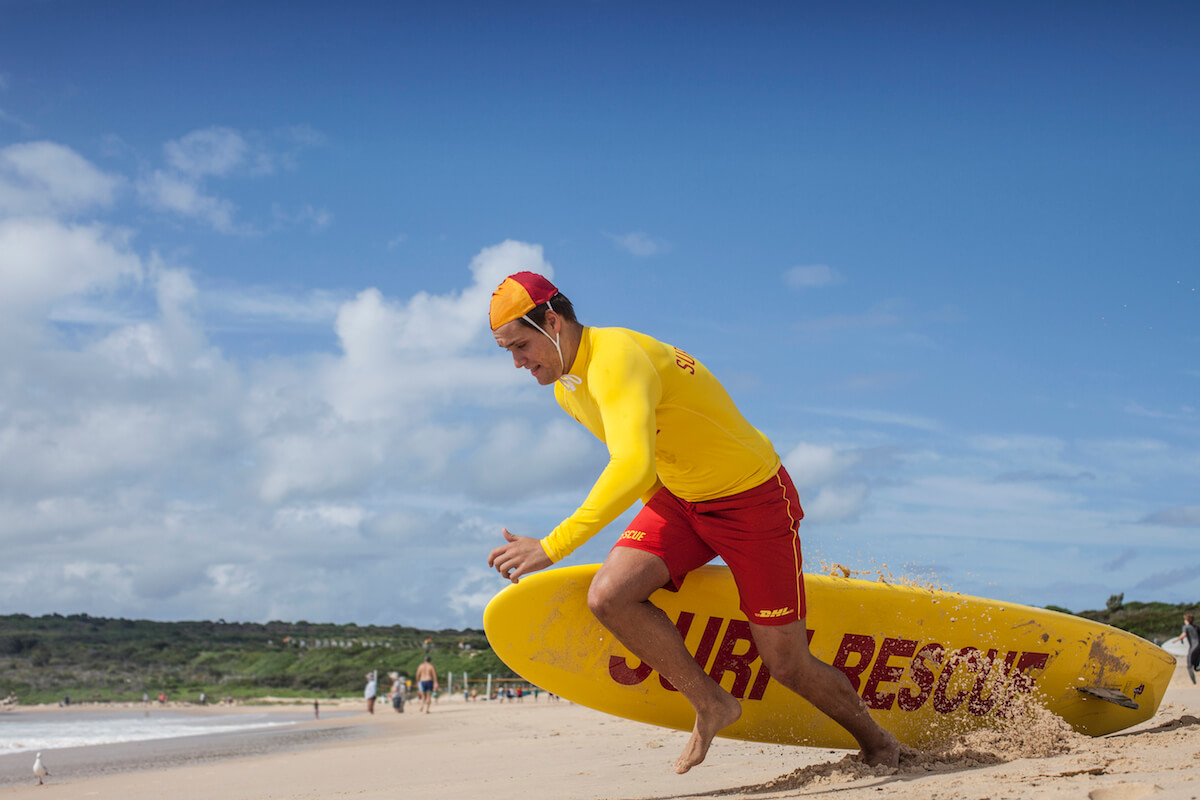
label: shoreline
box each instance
[0,703,368,789]
[0,696,353,714]
[0,660,1196,799]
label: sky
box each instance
[0,0,1196,630]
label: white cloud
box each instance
[969,434,1067,456]
[804,482,869,523]
[0,107,32,133]
[274,503,367,529]
[607,231,668,257]
[0,217,142,316]
[800,406,941,431]
[138,125,326,234]
[165,127,248,177]
[254,424,387,504]
[0,236,581,625]
[1124,402,1197,422]
[322,239,550,422]
[252,124,327,174]
[782,441,860,488]
[271,202,332,231]
[902,474,1082,513]
[446,566,501,619]
[780,441,873,523]
[0,141,122,217]
[203,286,346,326]
[1133,565,1200,591]
[468,418,602,502]
[1141,506,1200,528]
[236,240,567,508]
[784,264,843,289]
[86,267,210,379]
[137,169,240,233]
[207,563,258,597]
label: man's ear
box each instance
[544,309,561,335]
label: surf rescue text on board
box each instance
[607,611,1050,716]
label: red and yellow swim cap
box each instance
[489,271,560,331]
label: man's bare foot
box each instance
[859,730,901,768]
[672,693,742,774]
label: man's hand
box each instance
[488,528,553,584]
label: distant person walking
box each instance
[390,672,406,713]
[364,672,378,714]
[416,656,438,714]
[1170,613,1200,683]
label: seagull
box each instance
[33,752,49,785]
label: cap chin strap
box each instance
[521,300,581,391]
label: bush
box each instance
[31,646,51,668]
[0,613,507,700]
[0,636,39,655]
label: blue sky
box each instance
[1,1,1196,629]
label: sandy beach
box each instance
[2,659,1198,800]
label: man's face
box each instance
[493,318,561,385]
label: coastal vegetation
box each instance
[0,613,513,705]
[1065,594,1198,643]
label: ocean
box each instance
[0,710,303,754]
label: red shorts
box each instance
[614,467,806,626]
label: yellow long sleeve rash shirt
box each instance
[541,326,781,562]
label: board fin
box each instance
[1076,686,1139,710]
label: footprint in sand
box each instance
[1089,784,1158,800]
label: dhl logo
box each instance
[608,611,1050,717]
[754,607,795,619]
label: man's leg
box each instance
[751,619,900,767]
[588,547,742,774]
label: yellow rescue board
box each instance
[483,564,1174,749]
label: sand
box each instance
[1,660,1198,800]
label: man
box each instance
[364,671,377,714]
[390,671,407,712]
[486,271,899,773]
[415,656,438,714]
[1170,613,1200,684]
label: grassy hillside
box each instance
[1063,594,1198,643]
[0,613,514,705]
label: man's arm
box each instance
[489,333,661,582]
[538,337,661,561]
